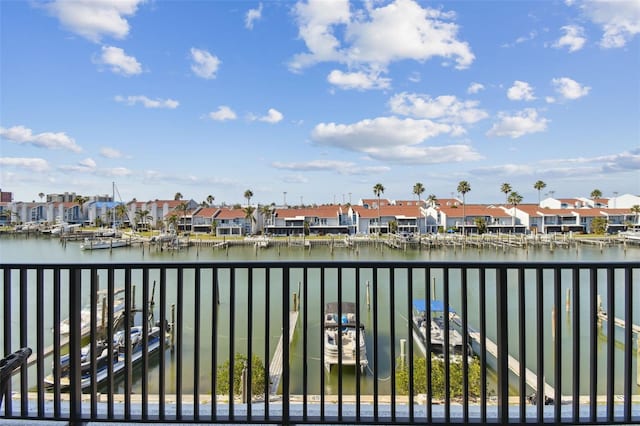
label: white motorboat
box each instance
[323,302,368,373]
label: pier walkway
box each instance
[268,311,299,395]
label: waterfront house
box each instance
[213,207,254,236]
[351,205,421,235]
[266,205,348,236]
[192,207,218,233]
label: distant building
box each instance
[46,192,77,203]
[0,190,12,202]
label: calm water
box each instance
[0,234,638,398]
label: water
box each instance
[1,234,638,398]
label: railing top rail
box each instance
[0,260,636,269]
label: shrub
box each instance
[395,355,482,399]
[216,353,266,396]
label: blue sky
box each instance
[1,0,638,206]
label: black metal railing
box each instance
[0,261,638,425]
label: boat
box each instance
[323,302,368,373]
[412,300,465,355]
[45,298,169,390]
[80,237,129,250]
[58,288,126,337]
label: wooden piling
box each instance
[565,288,570,313]
[366,280,370,311]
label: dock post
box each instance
[366,280,370,311]
[170,304,175,351]
[400,339,406,367]
[551,306,556,340]
[565,288,570,313]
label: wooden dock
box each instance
[411,314,556,399]
[268,311,299,395]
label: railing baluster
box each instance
[461,266,469,424]
[537,266,544,421]
[606,266,614,422]
[426,267,433,423]
[36,266,45,417]
[89,268,98,418]
[518,266,526,423]
[496,266,509,424]
[246,267,253,420]
[589,266,597,422]
[19,268,27,416]
[443,267,450,422]
[142,268,150,420]
[2,267,11,417]
[479,267,486,424]
[302,267,308,421]
[124,267,132,420]
[407,267,414,424]
[228,267,235,420]
[373,267,379,421]
[354,267,361,422]
[69,267,82,424]
[623,265,632,422]
[263,267,270,421]
[176,266,184,420]
[337,267,343,421]
[282,266,290,426]
[554,266,561,424]
[159,267,167,421]
[53,267,61,418]
[193,266,201,420]
[107,267,115,419]
[573,266,580,423]
[389,267,396,423]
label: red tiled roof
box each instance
[193,207,219,218]
[275,205,342,218]
[214,208,247,219]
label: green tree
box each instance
[259,205,273,233]
[507,191,523,232]
[244,189,254,206]
[38,192,45,202]
[216,353,266,397]
[457,181,471,234]
[174,192,183,201]
[373,183,385,235]
[114,203,128,228]
[474,217,487,234]
[533,180,546,205]
[134,209,152,231]
[206,194,215,206]
[631,205,640,227]
[591,216,607,234]
[590,189,602,200]
[389,220,398,234]
[413,182,425,234]
[175,202,188,232]
[500,183,512,206]
[243,205,256,235]
[427,194,437,208]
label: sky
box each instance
[1,0,639,206]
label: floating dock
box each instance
[268,311,299,395]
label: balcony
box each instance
[1,261,638,425]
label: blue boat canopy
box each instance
[413,299,453,313]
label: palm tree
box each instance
[175,201,188,232]
[413,182,425,235]
[166,214,179,232]
[457,181,471,234]
[74,195,88,223]
[591,189,602,200]
[426,194,437,208]
[630,205,640,227]
[174,192,183,201]
[243,205,256,235]
[507,191,523,232]
[373,183,385,235]
[38,192,45,202]
[206,195,215,206]
[259,204,273,233]
[533,180,546,205]
[500,183,512,206]
[135,209,152,231]
[114,203,128,228]
[244,189,254,207]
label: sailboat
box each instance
[81,182,129,250]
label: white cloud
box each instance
[576,0,640,48]
[190,48,221,79]
[507,80,536,101]
[0,125,82,152]
[258,108,284,123]
[114,95,179,109]
[290,0,474,83]
[96,46,142,75]
[389,92,488,124]
[553,25,587,52]
[0,157,50,172]
[43,0,144,43]
[467,82,485,94]
[245,3,263,29]
[551,77,591,100]
[78,158,97,169]
[327,69,391,90]
[272,159,390,175]
[209,106,237,121]
[100,147,124,158]
[310,116,482,164]
[487,108,549,138]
